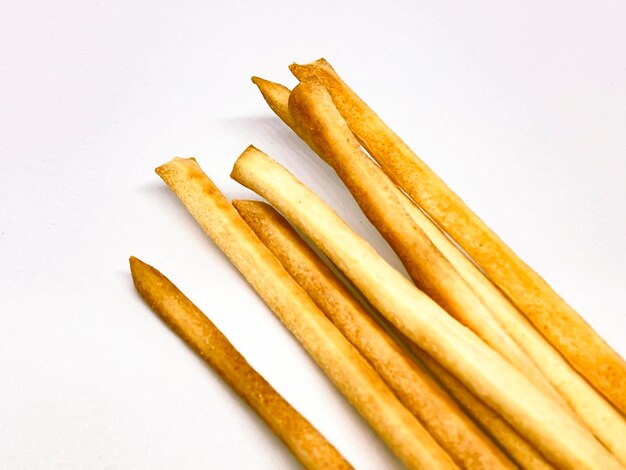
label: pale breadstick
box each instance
[234,199,513,470]
[289,58,626,415]
[252,75,626,462]
[155,157,456,470]
[414,351,553,470]
[286,77,559,401]
[129,256,352,470]
[230,146,622,470]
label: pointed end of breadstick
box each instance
[129,256,185,318]
[129,254,140,266]
[251,77,294,126]
[232,199,273,220]
[251,75,275,89]
[129,255,159,299]
[251,76,291,99]
[232,198,253,214]
[232,198,255,212]
[251,75,271,93]
[233,199,261,224]
[129,255,150,278]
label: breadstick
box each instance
[155,157,456,470]
[251,77,322,155]
[252,75,626,463]
[402,196,626,462]
[286,77,559,400]
[129,256,352,469]
[414,351,553,470]
[230,146,622,470]
[234,199,513,470]
[289,58,626,415]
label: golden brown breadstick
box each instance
[414,351,554,470]
[129,256,352,470]
[252,76,626,463]
[289,58,626,415]
[155,157,456,470]
[286,77,558,400]
[230,146,622,470]
[234,199,513,470]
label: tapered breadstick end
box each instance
[252,75,286,92]
[129,255,142,271]
[232,199,263,214]
[129,255,354,469]
[129,255,158,296]
[252,76,291,104]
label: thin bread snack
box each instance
[129,256,352,469]
[287,77,559,400]
[251,77,323,156]
[230,146,622,470]
[155,157,456,470]
[252,75,626,462]
[289,58,626,415]
[405,190,626,462]
[234,199,513,469]
[414,350,554,470]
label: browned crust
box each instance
[234,199,513,470]
[288,58,626,415]
[230,146,622,470]
[252,75,626,463]
[155,157,456,470]
[129,256,352,469]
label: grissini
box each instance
[230,146,622,470]
[414,350,554,470]
[289,58,626,415]
[287,77,559,400]
[129,256,352,470]
[403,197,626,462]
[251,77,325,158]
[234,199,513,470]
[405,188,626,463]
[252,75,626,463]
[155,157,457,470]
[236,200,548,470]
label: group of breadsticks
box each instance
[130,59,626,469]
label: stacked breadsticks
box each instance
[131,59,626,469]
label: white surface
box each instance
[1,1,625,468]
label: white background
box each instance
[1,1,625,468]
